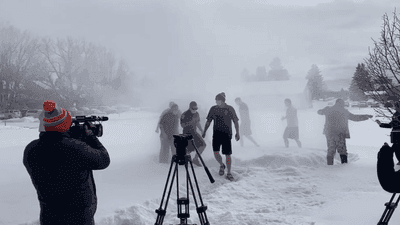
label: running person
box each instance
[235,97,259,147]
[281,98,302,148]
[202,92,240,181]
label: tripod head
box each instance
[173,134,193,160]
[173,133,215,183]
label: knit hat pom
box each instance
[43,100,56,112]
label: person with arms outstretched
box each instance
[318,98,372,165]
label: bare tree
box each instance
[39,36,91,107]
[0,25,41,109]
[364,9,400,119]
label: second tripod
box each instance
[378,193,400,225]
[155,134,215,225]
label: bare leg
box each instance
[245,135,260,147]
[214,152,224,166]
[283,137,289,148]
[295,139,302,148]
[226,155,232,174]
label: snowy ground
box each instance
[1,102,399,225]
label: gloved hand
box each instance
[68,122,96,139]
[84,122,95,136]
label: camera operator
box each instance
[376,101,400,193]
[23,100,110,225]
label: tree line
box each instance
[349,9,400,120]
[0,22,145,111]
[240,56,329,101]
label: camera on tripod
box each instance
[173,134,193,161]
[69,115,108,138]
[155,133,214,225]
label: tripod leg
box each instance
[385,194,400,224]
[378,193,400,225]
[155,157,178,225]
[187,159,210,225]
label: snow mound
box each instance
[234,147,359,169]
[95,148,355,225]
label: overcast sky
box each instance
[0,0,399,86]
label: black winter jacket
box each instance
[377,144,400,193]
[23,131,110,224]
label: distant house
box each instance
[206,76,312,110]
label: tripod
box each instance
[155,134,215,225]
[378,193,400,225]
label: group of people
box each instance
[153,95,383,168]
[154,92,309,181]
[155,92,241,181]
[23,95,399,224]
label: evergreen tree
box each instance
[349,63,371,101]
[306,64,326,100]
[267,57,290,81]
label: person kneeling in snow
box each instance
[318,98,372,165]
[23,100,110,225]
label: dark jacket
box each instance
[23,132,110,224]
[377,144,400,193]
[379,111,400,130]
[159,111,180,139]
[317,104,370,138]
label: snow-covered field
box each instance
[1,102,399,225]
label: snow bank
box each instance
[92,147,354,225]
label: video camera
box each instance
[69,115,108,138]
